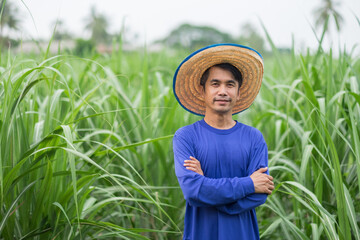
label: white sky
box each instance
[12,0,360,53]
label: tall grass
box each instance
[249,34,360,239]
[0,43,197,239]
[1,37,359,239]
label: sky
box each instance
[10,0,360,54]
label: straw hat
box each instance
[173,43,264,116]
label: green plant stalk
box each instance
[320,119,351,240]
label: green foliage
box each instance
[158,23,234,50]
[0,32,359,239]
[0,0,20,37]
[0,35,19,48]
[250,29,360,239]
[313,0,344,32]
[74,38,95,56]
[84,6,110,44]
[52,19,72,41]
[0,0,20,50]
[237,22,266,55]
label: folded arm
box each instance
[216,168,272,215]
[185,156,273,214]
[216,131,273,215]
[178,130,274,214]
[173,133,255,207]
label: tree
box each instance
[237,22,266,55]
[74,38,95,56]
[313,0,344,33]
[0,0,20,37]
[51,19,72,41]
[84,6,110,44]
[159,23,234,50]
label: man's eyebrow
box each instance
[209,79,236,83]
[226,79,236,84]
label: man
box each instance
[172,44,274,240]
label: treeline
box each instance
[0,0,346,55]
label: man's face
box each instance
[202,66,240,115]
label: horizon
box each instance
[3,0,360,55]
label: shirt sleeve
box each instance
[216,130,269,215]
[173,130,255,207]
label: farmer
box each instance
[172,43,274,240]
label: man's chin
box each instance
[213,108,232,114]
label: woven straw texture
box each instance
[174,44,264,116]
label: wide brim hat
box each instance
[173,43,264,116]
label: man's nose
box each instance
[218,85,227,95]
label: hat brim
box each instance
[173,43,264,116]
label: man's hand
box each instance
[184,156,204,175]
[250,167,274,195]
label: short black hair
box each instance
[200,63,243,89]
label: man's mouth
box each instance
[214,99,231,103]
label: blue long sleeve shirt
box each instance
[173,119,269,240]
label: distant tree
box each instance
[84,6,110,44]
[0,0,20,37]
[313,0,344,33]
[51,19,72,40]
[237,22,266,54]
[159,23,234,50]
[74,38,95,56]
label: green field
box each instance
[0,38,359,239]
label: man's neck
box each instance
[203,113,236,130]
